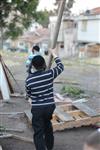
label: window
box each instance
[19,42,24,46]
[81,20,87,32]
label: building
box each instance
[77,7,100,57]
[77,7,100,44]
[3,27,50,54]
[49,16,77,58]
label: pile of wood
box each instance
[87,44,100,57]
[87,44,100,53]
[79,44,100,57]
[52,102,100,131]
[25,94,100,131]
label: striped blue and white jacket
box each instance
[25,57,64,107]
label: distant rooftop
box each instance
[19,28,49,44]
[81,7,100,16]
[91,7,100,15]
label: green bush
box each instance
[61,86,84,98]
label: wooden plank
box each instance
[10,93,25,98]
[54,107,74,122]
[13,135,33,143]
[73,102,99,117]
[0,112,24,115]
[52,114,63,124]
[54,93,72,103]
[0,134,12,139]
[3,128,24,133]
[24,110,32,124]
[53,116,100,132]
[0,62,10,100]
[0,145,2,150]
[58,104,73,111]
[68,110,88,118]
[1,59,14,94]
[68,110,85,120]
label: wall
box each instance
[77,16,100,43]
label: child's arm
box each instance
[50,48,64,79]
[25,80,31,99]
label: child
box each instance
[83,129,100,150]
[26,45,41,73]
[25,48,64,150]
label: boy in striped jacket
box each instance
[25,48,64,150]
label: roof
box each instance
[91,7,100,15]
[78,7,100,20]
[19,28,50,44]
[80,7,100,16]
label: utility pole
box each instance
[47,0,66,69]
[47,0,74,69]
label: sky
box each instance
[37,0,56,11]
[38,0,100,14]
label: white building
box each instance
[77,8,100,44]
[49,16,77,58]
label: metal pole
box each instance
[47,0,67,69]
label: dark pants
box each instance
[31,104,56,150]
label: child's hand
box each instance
[49,47,58,58]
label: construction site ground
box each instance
[0,51,100,150]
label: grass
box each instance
[61,85,84,98]
[85,57,100,66]
[0,49,28,66]
[0,49,27,58]
[62,57,100,67]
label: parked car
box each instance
[18,48,28,53]
[7,47,18,52]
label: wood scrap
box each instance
[0,133,33,143]
[13,135,33,143]
[54,93,72,103]
[53,115,100,131]
[73,98,88,103]
[24,110,32,124]
[73,102,99,117]
[1,55,14,94]
[54,107,74,122]
[10,93,25,98]
[1,128,24,133]
[0,145,2,150]
[0,112,24,115]
[0,133,12,139]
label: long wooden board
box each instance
[73,102,99,117]
[53,116,100,131]
[0,145,2,150]
[54,107,74,122]
[0,62,10,100]
[24,110,32,124]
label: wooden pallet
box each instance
[52,102,100,131]
[25,102,100,132]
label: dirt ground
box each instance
[0,127,96,150]
[0,51,100,150]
